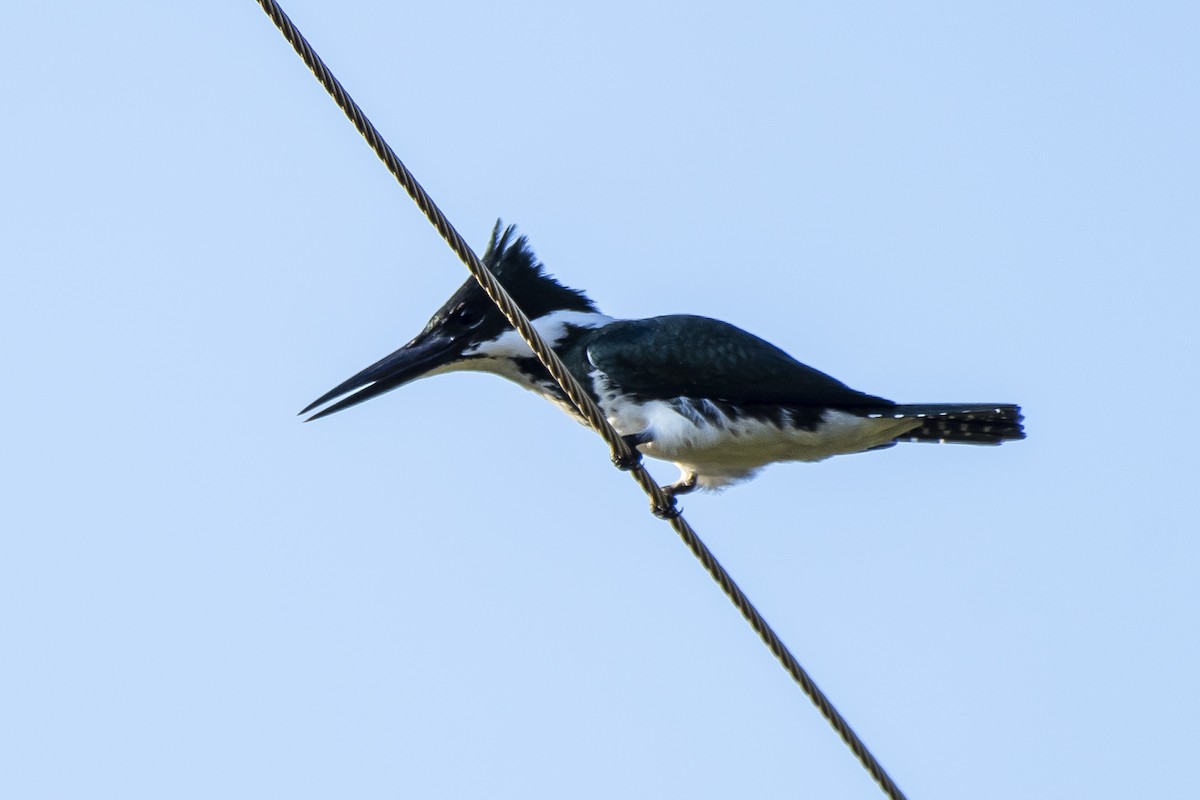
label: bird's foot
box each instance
[652,492,680,519]
[611,450,642,471]
[651,474,698,520]
[611,433,648,471]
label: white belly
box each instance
[598,387,920,489]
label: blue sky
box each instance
[2,2,1198,798]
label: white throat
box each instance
[463,309,614,361]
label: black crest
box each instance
[478,220,598,317]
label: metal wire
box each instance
[252,3,909,798]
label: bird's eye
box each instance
[454,306,483,329]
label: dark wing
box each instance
[584,315,892,408]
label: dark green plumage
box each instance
[583,315,893,409]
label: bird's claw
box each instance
[611,448,642,471]
[652,492,681,520]
[652,474,696,519]
[613,433,648,471]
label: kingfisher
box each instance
[302,222,1024,513]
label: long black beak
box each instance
[299,332,460,422]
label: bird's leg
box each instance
[611,432,649,471]
[652,474,698,519]
[667,473,699,498]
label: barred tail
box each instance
[873,404,1025,445]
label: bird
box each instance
[301,221,1024,515]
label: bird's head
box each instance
[300,221,598,421]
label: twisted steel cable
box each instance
[252,2,909,798]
